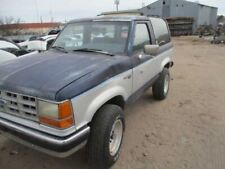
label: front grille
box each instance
[0,90,38,121]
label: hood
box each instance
[0,50,16,63]
[0,50,131,101]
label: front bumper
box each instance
[0,117,90,157]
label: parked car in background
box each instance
[0,49,17,63]
[0,16,173,169]
[48,29,61,35]
[18,35,41,49]
[19,35,57,51]
[18,29,61,50]
[0,38,38,63]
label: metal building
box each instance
[140,0,218,33]
[101,0,218,35]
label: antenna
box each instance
[114,0,120,12]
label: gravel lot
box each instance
[1,36,225,169]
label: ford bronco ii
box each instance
[0,16,173,169]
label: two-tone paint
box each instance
[0,16,173,157]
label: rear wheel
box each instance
[88,104,125,169]
[152,68,170,100]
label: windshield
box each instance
[52,21,130,54]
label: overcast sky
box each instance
[0,0,224,23]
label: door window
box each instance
[133,23,150,53]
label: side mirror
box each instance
[144,44,159,56]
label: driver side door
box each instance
[131,22,157,93]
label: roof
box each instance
[183,0,217,9]
[100,9,141,16]
[197,2,218,9]
[101,0,218,17]
[0,22,61,30]
[68,15,151,23]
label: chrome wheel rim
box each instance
[164,74,169,95]
[109,119,123,156]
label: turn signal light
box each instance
[58,100,73,119]
[39,116,74,129]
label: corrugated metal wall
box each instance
[169,0,198,31]
[197,5,218,28]
[140,0,218,33]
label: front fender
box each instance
[86,86,126,120]
[71,70,132,130]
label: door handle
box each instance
[123,74,132,80]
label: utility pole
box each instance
[142,2,145,7]
[114,0,120,12]
[49,0,54,22]
[49,10,53,22]
[34,0,40,22]
[40,16,43,23]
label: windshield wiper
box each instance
[73,48,115,56]
[51,46,68,53]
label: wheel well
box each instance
[104,95,126,109]
[88,95,126,127]
[164,61,174,68]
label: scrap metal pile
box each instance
[166,17,194,36]
[211,24,225,44]
[197,25,214,37]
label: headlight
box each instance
[38,100,74,129]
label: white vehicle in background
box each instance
[0,38,38,64]
[20,35,57,51]
[0,50,16,63]
[18,29,61,51]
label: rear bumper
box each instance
[0,117,90,157]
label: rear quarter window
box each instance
[150,18,171,46]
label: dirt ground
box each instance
[1,36,225,169]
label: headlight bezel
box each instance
[37,99,75,129]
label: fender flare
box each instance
[80,86,128,125]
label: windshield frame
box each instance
[51,20,132,56]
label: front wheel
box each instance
[152,68,170,100]
[87,104,125,169]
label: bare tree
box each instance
[217,15,225,25]
[0,18,3,25]
[0,16,23,36]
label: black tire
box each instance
[152,68,170,100]
[87,104,125,169]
